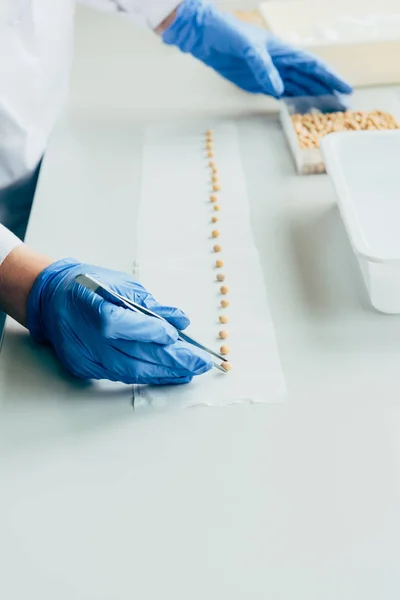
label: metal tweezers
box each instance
[76,274,228,373]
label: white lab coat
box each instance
[0,0,179,262]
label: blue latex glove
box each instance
[27,259,212,385]
[163,0,352,101]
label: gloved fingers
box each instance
[244,45,284,97]
[104,354,195,385]
[310,62,353,95]
[110,338,213,377]
[282,77,313,99]
[274,50,352,95]
[97,280,190,331]
[138,295,191,331]
[285,57,352,95]
[282,69,334,97]
[101,343,209,384]
[98,301,179,345]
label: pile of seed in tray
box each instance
[291,110,400,149]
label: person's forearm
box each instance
[155,7,178,34]
[0,245,52,326]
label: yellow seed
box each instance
[212,167,218,175]
[213,244,222,253]
[221,361,232,372]
[205,129,213,137]
[208,151,214,158]
[220,299,230,308]
[209,161,215,168]
[213,184,221,191]
[220,345,230,355]
[211,216,218,223]
[210,195,218,203]
[216,259,224,268]
[217,273,225,282]
[220,285,229,295]
[212,175,219,183]
[219,330,229,339]
[212,230,220,238]
[219,315,229,324]
[206,141,213,150]
[213,205,220,211]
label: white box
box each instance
[321,129,400,313]
[259,0,400,87]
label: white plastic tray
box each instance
[321,129,400,313]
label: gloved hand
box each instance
[27,259,212,385]
[163,0,352,100]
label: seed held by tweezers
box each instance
[221,361,232,371]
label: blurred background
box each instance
[69,1,276,117]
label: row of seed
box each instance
[205,129,232,372]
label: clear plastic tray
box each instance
[280,90,400,175]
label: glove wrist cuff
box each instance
[26,258,80,344]
[162,0,211,51]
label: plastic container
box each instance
[321,129,400,313]
[259,0,400,87]
[280,90,400,175]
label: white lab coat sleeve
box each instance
[0,224,22,266]
[79,0,181,29]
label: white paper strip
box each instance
[134,121,285,410]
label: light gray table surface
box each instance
[2,9,400,599]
